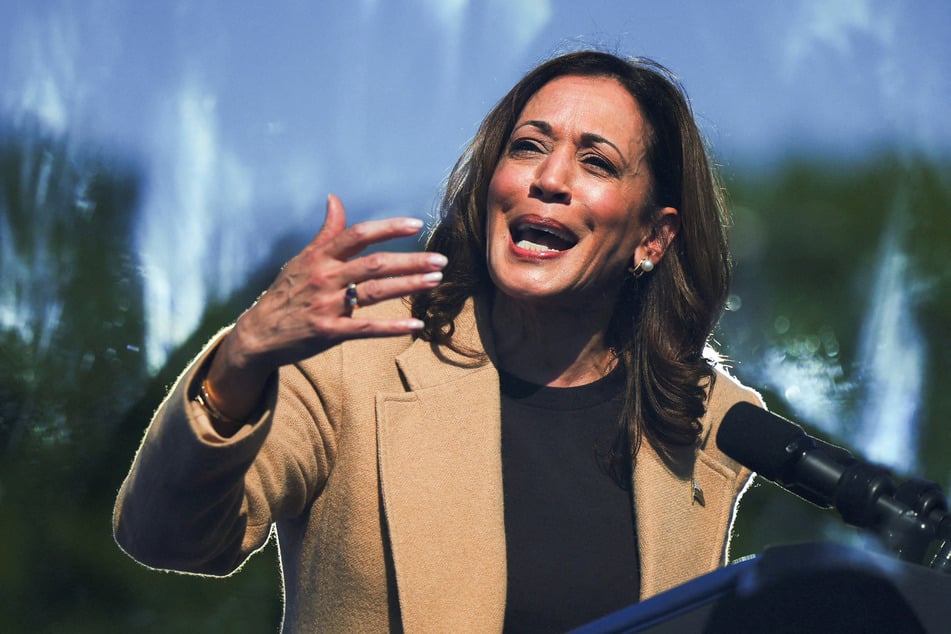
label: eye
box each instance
[582,153,619,176]
[508,138,544,156]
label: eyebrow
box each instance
[513,119,626,164]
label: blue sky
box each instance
[2,0,949,366]
[5,1,949,162]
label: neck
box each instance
[489,291,618,387]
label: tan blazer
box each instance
[114,297,760,633]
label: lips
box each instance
[510,217,578,253]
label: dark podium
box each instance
[572,542,951,633]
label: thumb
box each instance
[311,193,347,248]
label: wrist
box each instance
[195,377,248,433]
[197,329,273,434]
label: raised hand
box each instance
[203,194,446,430]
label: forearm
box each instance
[114,331,340,576]
[113,347,277,575]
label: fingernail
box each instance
[403,218,424,229]
[407,319,425,330]
[427,253,448,267]
[422,271,443,283]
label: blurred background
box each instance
[1,1,948,630]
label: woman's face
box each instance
[485,74,671,310]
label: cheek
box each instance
[484,191,505,259]
[485,179,502,229]
[486,172,501,212]
[486,168,516,239]
[595,204,648,262]
[603,187,648,234]
[487,159,525,206]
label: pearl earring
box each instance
[628,258,654,278]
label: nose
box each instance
[529,149,572,204]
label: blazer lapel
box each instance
[376,301,507,632]
[633,437,742,599]
[374,297,745,622]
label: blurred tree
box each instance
[722,154,951,559]
[0,123,286,631]
[0,122,145,455]
[0,121,142,627]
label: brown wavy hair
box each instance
[411,50,731,464]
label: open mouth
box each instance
[511,220,578,253]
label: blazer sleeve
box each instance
[112,330,341,576]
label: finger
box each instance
[328,216,425,260]
[332,316,427,340]
[310,193,348,249]
[347,271,444,308]
[242,313,426,370]
[344,251,448,284]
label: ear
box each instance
[633,206,680,268]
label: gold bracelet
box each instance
[196,378,245,428]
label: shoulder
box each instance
[698,362,765,471]
[279,298,417,424]
[707,363,765,422]
[296,297,416,377]
[341,298,418,372]
[292,296,487,401]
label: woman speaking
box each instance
[114,50,763,632]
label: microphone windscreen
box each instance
[716,402,807,480]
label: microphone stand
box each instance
[893,477,951,572]
[828,462,951,572]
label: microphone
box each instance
[717,402,914,528]
[716,402,863,512]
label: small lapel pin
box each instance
[692,480,705,506]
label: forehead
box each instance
[518,75,647,147]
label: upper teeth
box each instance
[516,239,554,252]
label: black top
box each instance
[500,366,639,633]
